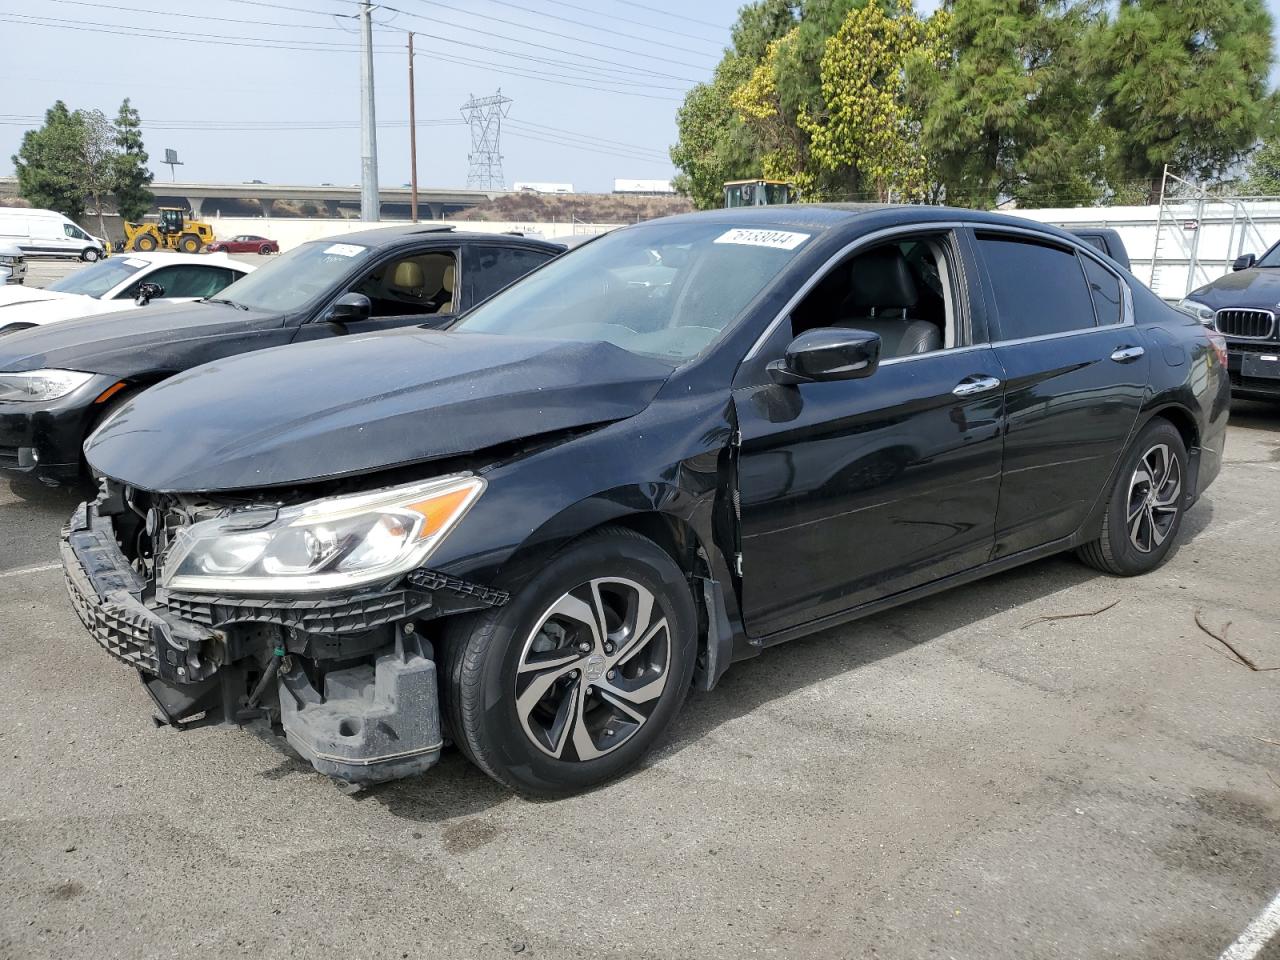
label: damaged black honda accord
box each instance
[64,205,1229,796]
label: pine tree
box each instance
[1096,0,1274,202]
[12,101,89,221]
[113,98,153,224]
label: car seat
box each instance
[837,247,942,357]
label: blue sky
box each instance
[1,0,1277,193]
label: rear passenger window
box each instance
[469,246,554,304]
[977,235,1097,339]
[1081,255,1123,326]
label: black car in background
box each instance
[66,205,1228,797]
[1068,227,1131,270]
[1177,239,1280,399]
[0,226,561,484]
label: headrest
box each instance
[846,247,918,310]
[442,262,455,293]
[392,260,424,288]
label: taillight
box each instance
[1206,330,1228,369]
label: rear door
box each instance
[464,242,558,307]
[973,229,1148,557]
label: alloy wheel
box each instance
[1126,442,1182,553]
[515,577,671,762]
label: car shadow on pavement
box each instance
[1230,399,1280,432]
[655,552,1114,767]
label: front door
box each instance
[735,231,1005,639]
[972,231,1148,556]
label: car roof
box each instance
[317,223,562,250]
[113,251,253,269]
[655,203,1092,246]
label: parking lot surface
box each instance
[0,269,1277,957]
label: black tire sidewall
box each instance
[1102,420,1188,574]
[459,532,696,795]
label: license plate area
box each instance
[1241,352,1280,379]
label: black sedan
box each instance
[0,226,561,484]
[1177,241,1280,400]
[65,205,1229,796]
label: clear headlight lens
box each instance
[0,369,95,402]
[1176,299,1216,326]
[160,475,485,594]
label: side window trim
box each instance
[973,225,1133,344]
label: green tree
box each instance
[915,0,1107,209]
[113,98,153,224]
[1096,0,1274,202]
[803,0,950,202]
[80,109,118,240]
[12,101,89,221]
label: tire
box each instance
[82,247,100,262]
[178,234,201,254]
[442,526,697,797]
[0,323,35,337]
[1077,418,1188,576]
[83,388,136,482]
[135,234,157,252]
[259,244,273,255]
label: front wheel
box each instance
[178,234,201,254]
[1077,418,1188,576]
[81,247,100,262]
[442,527,697,796]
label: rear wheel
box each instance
[259,244,273,255]
[442,527,697,796]
[178,233,201,254]
[1077,418,1188,576]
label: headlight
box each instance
[1176,299,1216,326]
[160,474,485,594]
[0,369,95,402]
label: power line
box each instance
[396,0,711,71]
[533,0,724,44]
[37,0,360,33]
[505,120,668,160]
[611,0,728,32]
[448,0,717,58]
[505,129,670,165]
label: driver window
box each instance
[351,251,457,317]
[790,234,958,359]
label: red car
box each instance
[205,234,279,255]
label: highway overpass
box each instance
[0,178,507,220]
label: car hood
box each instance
[85,330,675,492]
[0,295,132,329]
[0,286,82,308]
[0,299,282,376]
[1190,267,1280,310]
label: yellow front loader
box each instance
[121,207,215,253]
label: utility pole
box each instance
[358,0,380,222]
[408,31,418,222]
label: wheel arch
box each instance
[1138,401,1201,501]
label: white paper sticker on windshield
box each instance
[124,257,148,267]
[714,228,810,250]
[324,243,366,257]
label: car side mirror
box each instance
[1232,253,1256,271]
[134,281,164,305]
[767,328,881,385]
[327,292,372,323]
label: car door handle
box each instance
[952,375,1002,397]
[1110,345,1145,363]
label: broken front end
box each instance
[61,476,502,786]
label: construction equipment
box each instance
[723,179,794,208]
[121,207,215,254]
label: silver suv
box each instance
[0,241,26,284]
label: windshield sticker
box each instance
[124,258,148,267]
[324,243,366,257]
[714,228,810,250]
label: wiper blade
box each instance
[204,297,249,310]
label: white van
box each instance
[0,208,107,262]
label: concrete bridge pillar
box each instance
[323,199,341,218]
[258,198,274,217]
[186,196,204,218]
[426,202,444,221]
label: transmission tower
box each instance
[460,90,512,190]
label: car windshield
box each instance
[212,239,374,312]
[46,257,146,298]
[1255,243,1280,267]
[452,220,814,361]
